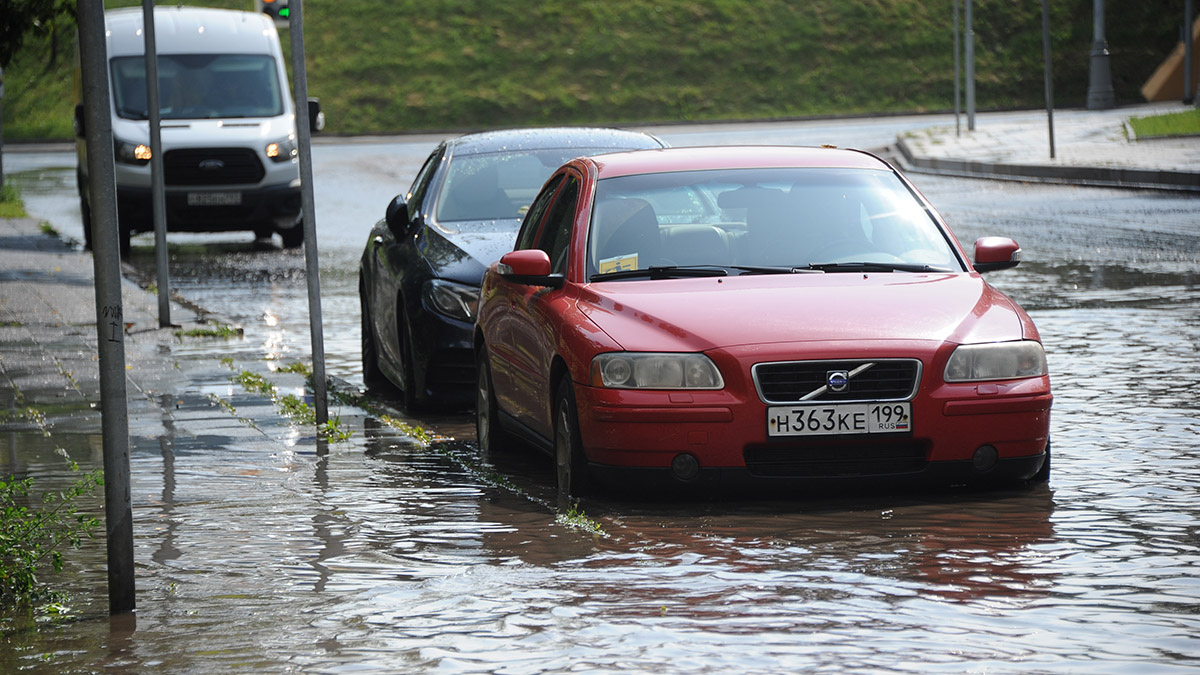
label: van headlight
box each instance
[114,138,152,165]
[591,353,724,390]
[265,136,297,163]
[944,340,1047,382]
[422,279,479,322]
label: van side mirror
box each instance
[973,236,1022,273]
[384,194,409,237]
[74,104,85,138]
[307,98,324,133]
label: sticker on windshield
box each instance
[598,254,638,274]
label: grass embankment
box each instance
[0,185,28,218]
[1,0,1183,140]
[1128,108,1200,138]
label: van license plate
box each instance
[188,192,241,206]
[768,402,911,437]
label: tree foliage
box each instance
[0,0,77,69]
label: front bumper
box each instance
[116,183,301,234]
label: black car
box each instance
[359,127,667,408]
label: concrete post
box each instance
[288,0,328,425]
[1086,0,1116,109]
[142,0,172,327]
[77,0,137,616]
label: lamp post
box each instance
[1086,0,1115,109]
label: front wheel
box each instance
[279,223,304,249]
[476,348,512,453]
[360,291,387,390]
[554,376,591,498]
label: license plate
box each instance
[187,191,241,206]
[768,402,911,437]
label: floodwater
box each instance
[3,152,1200,672]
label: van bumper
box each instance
[117,183,301,235]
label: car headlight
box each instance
[265,136,297,163]
[944,340,1047,382]
[591,352,724,389]
[422,279,480,322]
[115,138,151,165]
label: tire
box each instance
[279,223,304,249]
[476,348,512,454]
[253,224,275,240]
[1029,439,1051,484]
[80,196,94,250]
[118,225,132,259]
[554,376,591,498]
[360,290,387,390]
[396,309,418,410]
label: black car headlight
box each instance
[114,138,152,165]
[944,340,1047,382]
[591,352,724,390]
[422,279,480,322]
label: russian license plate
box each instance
[187,191,241,206]
[768,402,911,437]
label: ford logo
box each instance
[827,370,850,392]
[198,159,225,170]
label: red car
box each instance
[474,146,1051,496]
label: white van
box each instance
[75,6,322,255]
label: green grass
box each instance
[1,1,1184,140]
[1128,108,1200,138]
[0,184,27,218]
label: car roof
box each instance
[589,145,892,179]
[444,127,666,156]
[105,7,277,58]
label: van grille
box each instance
[753,359,920,403]
[164,148,265,186]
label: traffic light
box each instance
[257,0,289,22]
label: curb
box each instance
[893,137,1200,193]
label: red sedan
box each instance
[474,146,1051,497]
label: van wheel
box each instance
[279,223,304,249]
[80,197,94,250]
[118,225,132,259]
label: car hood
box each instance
[577,273,1029,352]
[419,218,522,284]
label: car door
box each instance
[498,171,581,436]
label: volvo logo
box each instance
[827,370,850,392]
[198,159,225,171]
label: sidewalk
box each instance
[895,102,1200,191]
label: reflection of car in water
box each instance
[475,145,1052,498]
[358,127,666,410]
[74,7,324,256]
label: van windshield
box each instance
[111,54,284,120]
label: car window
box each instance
[588,168,963,277]
[407,145,445,220]
[514,173,564,252]
[536,174,580,275]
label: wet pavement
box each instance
[3,111,1200,672]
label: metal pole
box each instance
[1186,0,1195,105]
[953,0,961,137]
[965,0,975,131]
[142,0,172,327]
[1086,0,1115,109]
[288,0,328,425]
[1,66,5,191]
[1041,0,1056,159]
[77,0,136,616]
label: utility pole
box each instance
[142,0,173,327]
[1086,0,1115,109]
[1186,0,1195,105]
[77,0,137,616]
[288,0,328,426]
[965,0,975,131]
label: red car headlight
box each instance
[591,353,724,390]
[944,340,1047,382]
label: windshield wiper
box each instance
[117,107,147,120]
[805,262,954,273]
[590,265,729,281]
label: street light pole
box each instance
[1086,0,1116,110]
[965,0,975,131]
[1186,0,1195,105]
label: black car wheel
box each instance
[554,376,591,498]
[396,308,418,410]
[360,290,387,390]
[476,348,512,454]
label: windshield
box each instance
[111,54,284,120]
[587,167,963,278]
[437,148,621,222]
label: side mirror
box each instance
[74,104,85,138]
[497,249,564,288]
[307,98,325,133]
[973,236,1021,273]
[384,194,409,237]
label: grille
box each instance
[164,148,265,186]
[754,359,920,403]
[744,440,928,477]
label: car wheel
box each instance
[476,348,512,454]
[279,223,304,249]
[80,196,94,250]
[118,225,132,259]
[253,224,275,240]
[554,376,591,498]
[1028,439,1051,484]
[360,291,387,390]
[396,309,418,410]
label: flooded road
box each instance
[3,126,1199,672]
